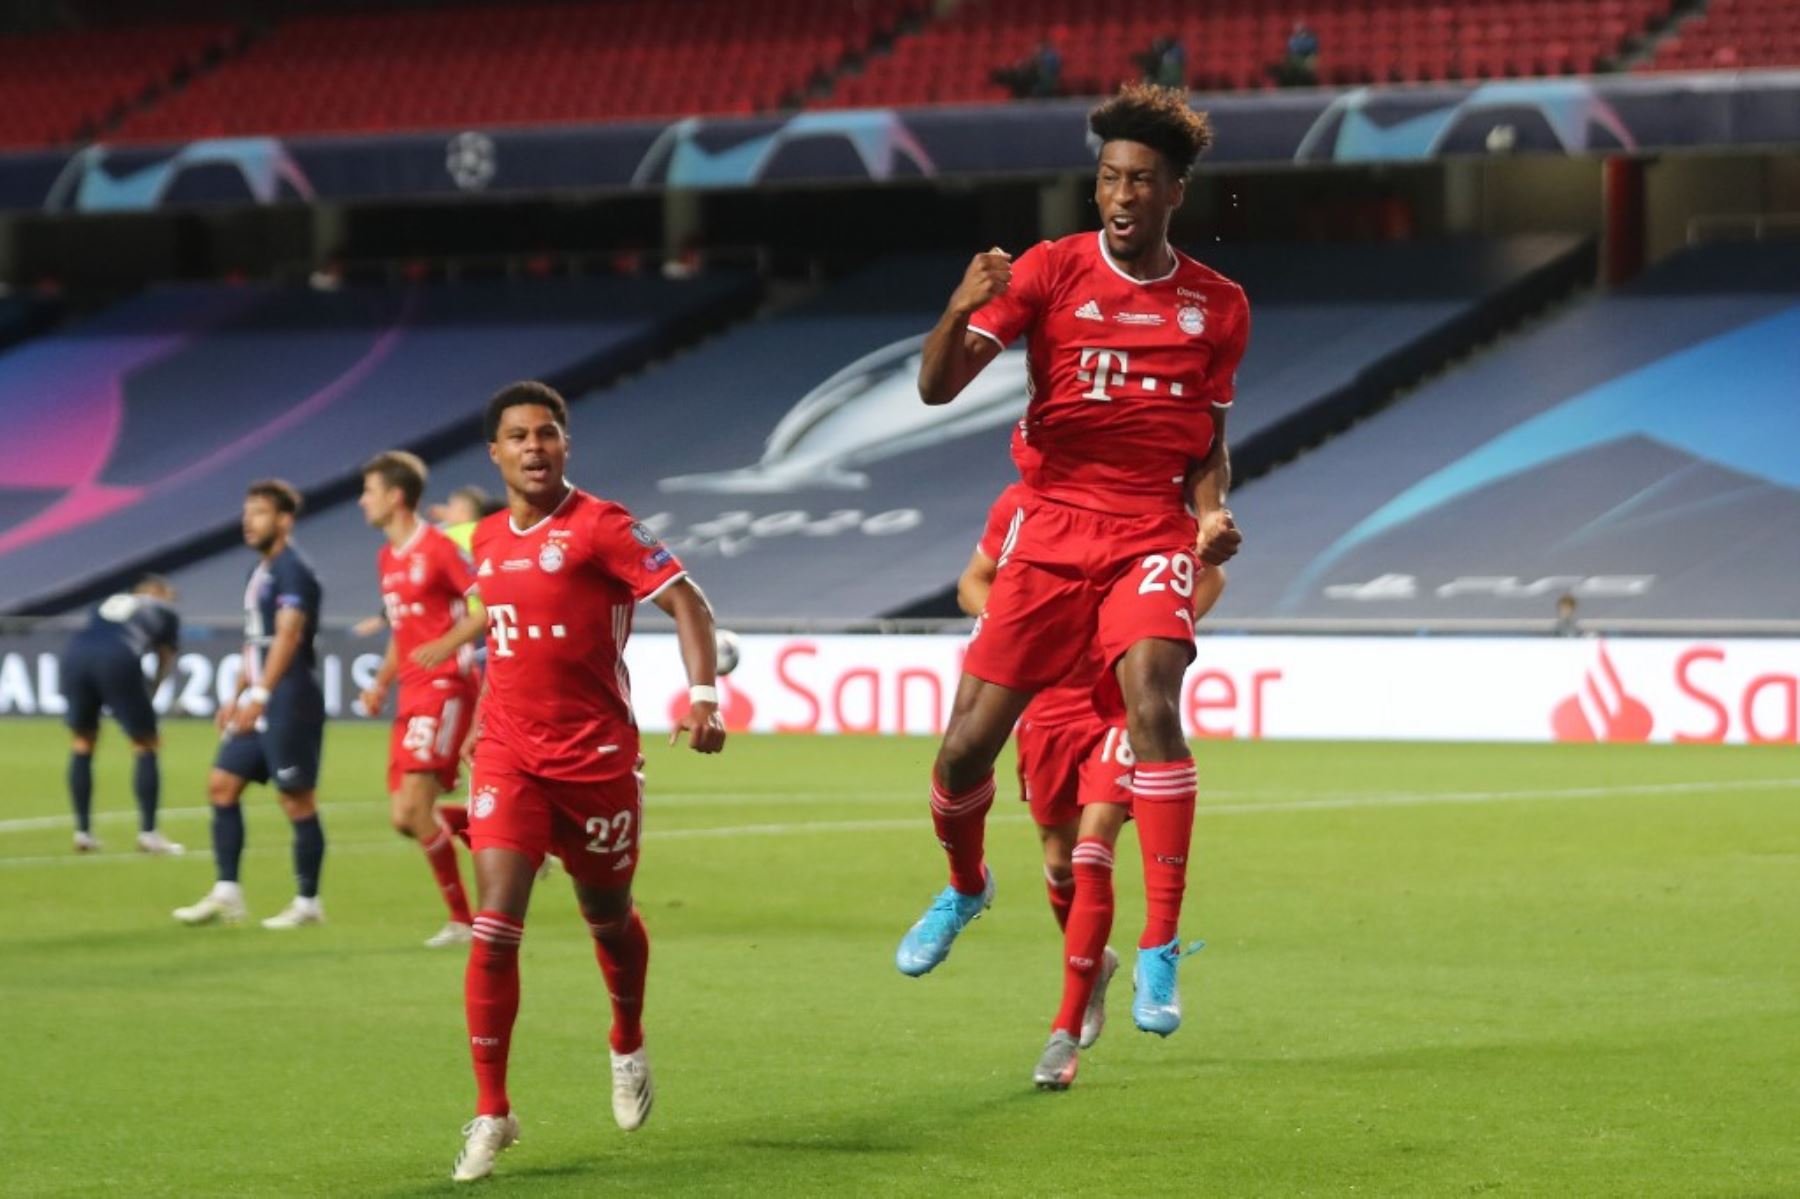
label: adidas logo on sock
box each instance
[1074,299,1104,322]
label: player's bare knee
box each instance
[1126,694,1186,762]
[206,771,242,807]
[279,791,317,821]
[130,736,160,754]
[70,734,97,755]
[576,884,633,931]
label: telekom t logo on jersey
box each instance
[485,603,568,658]
[1077,348,1188,402]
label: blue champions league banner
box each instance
[0,72,1796,213]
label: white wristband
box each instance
[242,686,270,705]
[689,684,720,705]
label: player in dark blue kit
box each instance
[59,575,184,855]
[174,480,330,929]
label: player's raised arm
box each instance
[654,576,726,753]
[918,248,1013,406]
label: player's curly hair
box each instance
[1088,83,1214,179]
[484,380,569,443]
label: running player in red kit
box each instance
[355,451,480,949]
[450,382,727,1183]
[960,479,1228,1087]
[898,85,1247,1067]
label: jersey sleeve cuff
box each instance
[641,570,689,603]
[965,323,1006,349]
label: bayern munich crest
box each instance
[1177,304,1205,336]
[472,788,497,819]
[538,542,565,573]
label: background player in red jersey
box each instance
[898,84,1246,1059]
[355,451,481,949]
[450,381,726,1183]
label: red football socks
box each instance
[1045,866,1075,931]
[466,911,524,1116]
[421,827,473,925]
[588,907,650,1055]
[1132,759,1197,948]
[1053,838,1116,1037]
[439,803,471,849]
[930,773,995,896]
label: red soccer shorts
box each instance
[965,495,1200,693]
[1016,716,1101,828]
[1077,723,1136,813]
[466,751,644,889]
[387,678,477,795]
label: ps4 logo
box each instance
[1324,574,1656,601]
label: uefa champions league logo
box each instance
[658,335,1030,495]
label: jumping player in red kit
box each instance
[896,85,1247,1083]
[960,479,1228,1087]
[355,451,480,949]
[449,382,727,1183]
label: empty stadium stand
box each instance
[0,271,757,613]
[0,22,229,149]
[1641,0,1800,72]
[148,237,1587,624]
[1217,239,1800,623]
[112,0,919,143]
[828,0,1676,108]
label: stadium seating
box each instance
[153,237,1585,624]
[0,22,229,149]
[1217,240,1800,623]
[0,271,757,613]
[826,0,1674,108]
[111,0,918,142]
[1640,0,1800,72]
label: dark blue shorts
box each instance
[214,682,325,793]
[60,640,158,740]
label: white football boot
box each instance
[137,830,185,856]
[260,897,325,929]
[173,883,246,925]
[452,1113,520,1182]
[425,921,475,949]
[610,1047,654,1131]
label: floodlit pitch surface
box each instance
[2,721,1796,1196]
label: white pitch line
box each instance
[1,777,1791,872]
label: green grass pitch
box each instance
[2,719,1797,1196]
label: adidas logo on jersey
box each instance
[1074,299,1104,322]
[477,558,494,577]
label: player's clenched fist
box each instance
[1198,508,1241,566]
[950,247,1012,317]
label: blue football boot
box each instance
[1132,938,1205,1036]
[895,866,996,976]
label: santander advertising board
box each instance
[634,635,1799,745]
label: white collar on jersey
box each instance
[392,517,427,556]
[1095,229,1180,286]
[509,480,578,536]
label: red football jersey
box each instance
[967,231,1250,516]
[468,488,686,782]
[976,482,1102,727]
[377,522,477,692]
